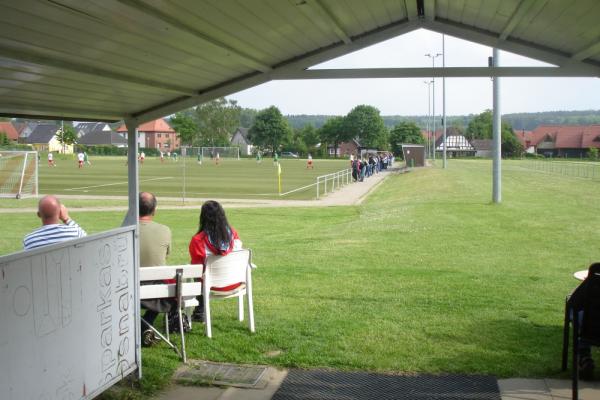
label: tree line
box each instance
[287,110,600,131]
[169,98,526,158]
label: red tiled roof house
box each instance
[117,118,180,152]
[0,122,19,142]
[528,125,600,158]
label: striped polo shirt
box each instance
[23,220,87,250]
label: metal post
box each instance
[425,53,441,161]
[424,80,432,158]
[492,48,502,204]
[442,34,447,169]
[316,177,320,199]
[182,146,186,205]
[35,150,39,197]
[17,152,28,198]
[123,118,140,226]
[432,63,436,161]
[122,118,141,378]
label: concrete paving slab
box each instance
[498,379,553,400]
[151,384,225,400]
[545,378,600,400]
[219,368,288,400]
[148,367,287,400]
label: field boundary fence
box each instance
[316,169,352,199]
[278,168,352,199]
[517,159,600,180]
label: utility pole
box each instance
[425,53,442,161]
[492,48,501,203]
[424,80,433,158]
[442,34,447,169]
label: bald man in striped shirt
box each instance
[23,195,87,250]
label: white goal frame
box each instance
[194,146,240,161]
[0,150,38,199]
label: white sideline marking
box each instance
[64,177,172,191]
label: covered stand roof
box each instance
[0,0,599,124]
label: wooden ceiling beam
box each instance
[0,45,196,95]
[500,0,547,40]
[424,18,600,76]
[404,0,419,21]
[116,0,272,73]
[275,66,597,79]
[572,39,600,61]
[132,19,420,124]
[423,0,436,21]
[307,0,352,44]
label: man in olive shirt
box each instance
[139,191,173,345]
[139,191,171,267]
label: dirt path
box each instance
[1,168,400,213]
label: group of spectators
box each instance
[22,193,242,347]
[350,152,394,182]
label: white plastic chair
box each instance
[202,249,256,338]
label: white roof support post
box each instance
[492,48,501,204]
[123,118,140,226]
[121,117,142,377]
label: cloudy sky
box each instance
[228,29,600,116]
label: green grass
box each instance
[3,159,599,398]
[36,156,349,200]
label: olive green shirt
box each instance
[139,220,171,267]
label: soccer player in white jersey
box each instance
[77,152,84,168]
[23,195,86,250]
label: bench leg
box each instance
[141,316,181,358]
[178,308,187,363]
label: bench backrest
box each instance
[139,264,203,300]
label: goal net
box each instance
[190,147,240,162]
[0,151,38,199]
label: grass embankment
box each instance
[2,159,599,398]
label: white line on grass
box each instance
[64,177,173,191]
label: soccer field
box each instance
[39,156,350,200]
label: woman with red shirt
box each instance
[189,200,242,322]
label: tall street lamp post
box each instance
[425,53,442,161]
[424,80,433,158]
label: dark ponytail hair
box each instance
[198,200,231,250]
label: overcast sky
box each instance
[228,29,600,116]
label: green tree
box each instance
[466,110,523,157]
[343,105,388,149]
[299,124,320,155]
[170,112,198,146]
[588,147,598,160]
[240,108,258,128]
[170,98,241,147]
[0,132,9,145]
[248,106,292,153]
[195,98,241,146]
[56,125,77,153]
[318,116,348,158]
[389,122,424,156]
[286,128,307,156]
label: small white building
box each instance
[436,135,475,157]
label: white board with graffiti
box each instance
[0,225,139,400]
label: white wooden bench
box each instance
[139,264,203,363]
